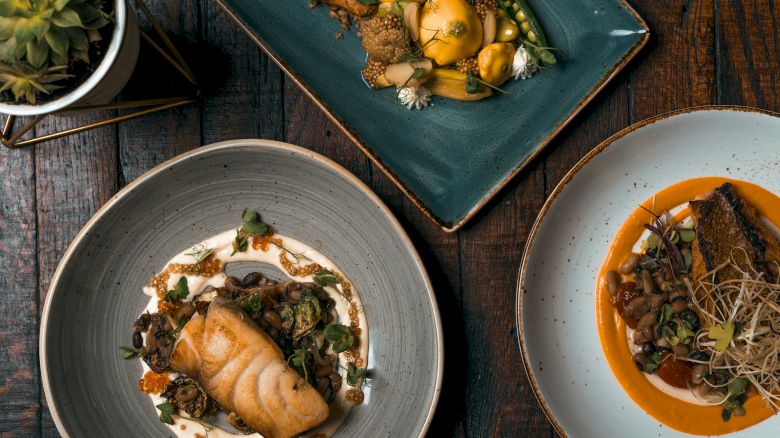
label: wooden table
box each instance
[0,0,776,436]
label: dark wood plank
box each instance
[367,159,465,436]
[455,160,549,437]
[117,0,202,184]
[0,144,40,437]
[34,113,118,436]
[717,0,780,109]
[283,83,373,182]
[628,0,717,119]
[200,1,285,142]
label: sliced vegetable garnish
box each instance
[292,289,322,339]
[708,321,735,352]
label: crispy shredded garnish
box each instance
[686,250,780,411]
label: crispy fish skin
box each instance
[690,182,780,283]
[171,301,329,438]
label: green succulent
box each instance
[0,0,111,69]
[0,62,69,104]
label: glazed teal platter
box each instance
[214,0,649,231]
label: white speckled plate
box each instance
[40,139,442,437]
[517,107,780,437]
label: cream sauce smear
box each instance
[137,229,370,438]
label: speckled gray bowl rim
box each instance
[39,139,444,438]
[514,105,780,437]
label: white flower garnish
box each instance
[512,45,539,80]
[398,86,432,110]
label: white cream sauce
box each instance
[137,229,370,437]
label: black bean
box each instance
[132,331,143,349]
[688,350,709,361]
[641,269,656,294]
[315,364,334,378]
[620,254,640,275]
[264,310,283,330]
[329,372,342,392]
[633,352,648,369]
[241,272,265,288]
[672,344,689,357]
[605,271,621,295]
[133,314,150,332]
[671,299,688,313]
[642,342,656,356]
[678,310,701,331]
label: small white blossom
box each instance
[398,86,432,110]
[512,45,539,80]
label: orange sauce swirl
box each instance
[596,177,780,435]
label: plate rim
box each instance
[39,139,444,438]
[211,0,650,232]
[514,105,780,437]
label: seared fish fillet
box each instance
[171,300,329,438]
[170,313,204,378]
[690,182,780,283]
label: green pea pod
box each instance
[512,0,556,65]
[512,0,548,46]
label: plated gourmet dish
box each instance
[311,0,557,108]
[597,177,780,435]
[121,210,369,438]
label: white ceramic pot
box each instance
[0,0,140,116]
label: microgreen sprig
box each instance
[324,323,355,353]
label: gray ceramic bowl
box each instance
[40,139,443,437]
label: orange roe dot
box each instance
[345,388,364,404]
[139,370,170,394]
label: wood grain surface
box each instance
[1,0,778,436]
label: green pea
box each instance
[502,1,511,7]
[520,21,531,34]
[539,50,556,65]
[515,10,527,22]
[496,19,519,42]
[527,30,537,43]
[511,3,520,11]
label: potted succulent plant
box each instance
[0,0,140,116]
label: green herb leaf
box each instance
[159,412,174,425]
[658,303,673,325]
[232,231,249,255]
[679,228,695,243]
[240,209,270,236]
[676,319,696,345]
[313,269,340,288]
[237,294,263,314]
[644,349,670,374]
[709,321,735,352]
[165,277,190,302]
[324,323,355,353]
[287,347,312,381]
[465,74,482,94]
[157,402,176,415]
[347,363,366,387]
[357,0,378,4]
[721,378,748,421]
[119,346,142,359]
[292,289,322,340]
[279,305,294,332]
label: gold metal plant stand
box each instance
[0,0,201,148]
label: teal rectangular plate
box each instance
[214,0,649,231]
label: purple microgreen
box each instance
[645,223,686,277]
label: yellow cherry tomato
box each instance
[418,0,483,66]
[477,42,515,86]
